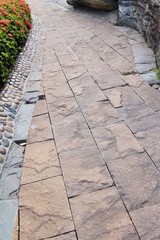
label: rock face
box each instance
[119,0,160,67]
[67,0,118,10]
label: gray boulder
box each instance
[67,0,118,10]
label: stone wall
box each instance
[119,0,160,67]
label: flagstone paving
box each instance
[13,0,160,239]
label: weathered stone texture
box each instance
[119,0,160,67]
[20,176,74,239]
[70,187,139,240]
[67,0,118,10]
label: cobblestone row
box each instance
[0,18,40,175]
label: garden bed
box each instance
[0,0,32,86]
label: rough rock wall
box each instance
[119,0,160,67]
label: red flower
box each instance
[0,19,10,26]
[8,33,13,37]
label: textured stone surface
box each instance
[14,103,35,142]
[47,232,77,240]
[53,122,95,153]
[21,141,61,184]
[0,199,18,240]
[81,100,120,128]
[20,176,74,239]
[67,0,118,10]
[69,74,106,105]
[107,152,160,211]
[131,203,160,240]
[59,147,113,197]
[70,187,139,240]
[92,122,144,161]
[0,143,24,200]
[119,0,160,67]
[33,99,48,116]
[28,113,53,143]
[135,127,160,170]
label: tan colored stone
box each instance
[38,84,45,97]
[132,82,160,112]
[131,203,160,240]
[43,61,61,74]
[13,214,18,240]
[42,71,67,88]
[81,100,120,128]
[57,54,81,66]
[107,152,160,211]
[70,187,139,240]
[21,141,61,184]
[20,176,74,239]
[53,122,95,153]
[118,102,160,133]
[104,89,122,108]
[59,147,113,197]
[104,85,143,108]
[28,113,53,144]
[92,122,144,161]
[69,75,106,105]
[48,97,86,128]
[44,84,73,102]
[135,127,160,169]
[46,232,77,240]
[63,65,87,80]
[93,72,127,90]
[33,99,48,116]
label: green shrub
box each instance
[0,0,31,86]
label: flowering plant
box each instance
[0,0,32,85]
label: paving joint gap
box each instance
[41,230,77,240]
[45,92,78,233]
[21,174,62,186]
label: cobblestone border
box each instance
[0,18,40,175]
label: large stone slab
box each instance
[104,85,143,108]
[81,100,120,128]
[21,140,61,185]
[69,74,106,105]
[52,122,95,153]
[67,0,118,10]
[59,147,113,197]
[93,72,127,90]
[20,176,74,239]
[0,143,24,200]
[28,113,53,144]
[33,99,48,116]
[118,102,159,133]
[135,127,160,170]
[107,152,160,211]
[0,199,18,240]
[14,103,35,142]
[70,187,139,240]
[131,203,160,240]
[92,122,144,162]
[63,64,87,80]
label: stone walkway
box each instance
[15,0,160,239]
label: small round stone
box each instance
[8,113,15,119]
[0,107,4,112]
[8,107,16,115]
[0,112,7,117]
[0,133,3,139]
[2,138,9,147]
[4,126,13,133]
[0,146,6,155]
[0,154,4,163]
[6,121,13,127]
[4,131,12,139]
[11,103,18,109]
[0,125,4,132]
